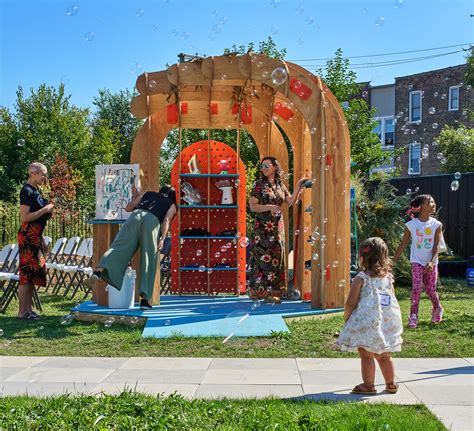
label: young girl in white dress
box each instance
[336,237,403,395]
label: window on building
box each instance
[409,91,422,123]
[448,86,460,111]
[409,142,421,175]
[373,116,395,148]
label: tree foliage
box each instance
[318,49,392,175]
[437,124,474,173]
[92,89,142,164]
[0,84,116,211]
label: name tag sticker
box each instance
[379,294,391,307]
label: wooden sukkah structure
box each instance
[92,52,351,310]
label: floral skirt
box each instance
[18,222,47,286]
[248,216,286,299]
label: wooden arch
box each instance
[129,53,350,309]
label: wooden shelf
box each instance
[179,267,238,271]
[180,173,239,178]
[179,236,237,239]
[179,205,238,209]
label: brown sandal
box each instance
[385,382,399,394]
[351,383,377,395]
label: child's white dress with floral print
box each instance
[336,272,403,354]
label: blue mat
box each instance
[73,296,342,338]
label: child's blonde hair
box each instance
[359,237,392,277]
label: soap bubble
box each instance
[429,107,436,114]
[17,138,25,147]
[196,249,203,256]
[295,5,304,14]
[84,32,95,42]
[271,67,288,86]
[312,253,319,260]
[338,280,346,288]
[437,152,443,160]
[375,17,386,26]
[172,28,180,37]
[222,333,234,343]
[136,9,144,17]
[65,5,78,16]
[270,26,278,35]
[331,260,339,268]
[432,123,439,129]
[104,318,114,328]
[180,32,190,40]
[215,252,221,258]
[239,237,250,248]
[60,75,70,85]
[454,172,461,180]
[297,38,304,45]
[393,0,403,8]
[450,180,459,192]
[305,16,314,25]
[0,329,3,336]
[406,188,412,194]
[270,0,280,8]
[198,265,206,272]
[130,316,139,324]
[60,313,75,325]
[164,319,172,326]
[148,80,157,88]
[440,157,447,165]
[131,61,142,75]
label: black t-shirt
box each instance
[136,192,174,223]
[19,183,52,226]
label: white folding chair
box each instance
[48,236,80,294]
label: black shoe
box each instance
[140,299,153,309]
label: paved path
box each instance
[1,356,472,430]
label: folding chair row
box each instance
[52,238,94,299]
[46,236,80,293]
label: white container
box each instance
[219,186,234,205]
[108,267,136,309]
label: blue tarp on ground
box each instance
[73,296,342,338]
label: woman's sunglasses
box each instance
[260,163,271,170]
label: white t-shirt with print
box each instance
[406,217,442,265]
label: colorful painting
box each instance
[95,164,139,220]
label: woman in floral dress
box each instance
[18,162,54,320]
[248,157,307,303]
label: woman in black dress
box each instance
[18,162,54,320]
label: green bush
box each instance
[352,175,412,284]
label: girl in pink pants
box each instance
[393,194,444,329]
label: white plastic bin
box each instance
[108,267,136,309]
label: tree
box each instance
[92,89,143,164]
[0,84,116,211]
[318,49,392,175]
[437,124,474,173]
[224,36,287,59]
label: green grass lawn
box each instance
[0,278,472,358]
[0,392,446,430]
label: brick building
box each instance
[368,64,472,176]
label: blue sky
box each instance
[1,0,472,110]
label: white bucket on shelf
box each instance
[108,267,136,309]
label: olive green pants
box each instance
[99,209,160,300]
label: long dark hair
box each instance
[259,156,284,185]
[407,194,432,219]
[159,185,177,205]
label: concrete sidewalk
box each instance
[1,356,472,430]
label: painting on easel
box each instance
[95,164,139,220]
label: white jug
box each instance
[219,186,234,205]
